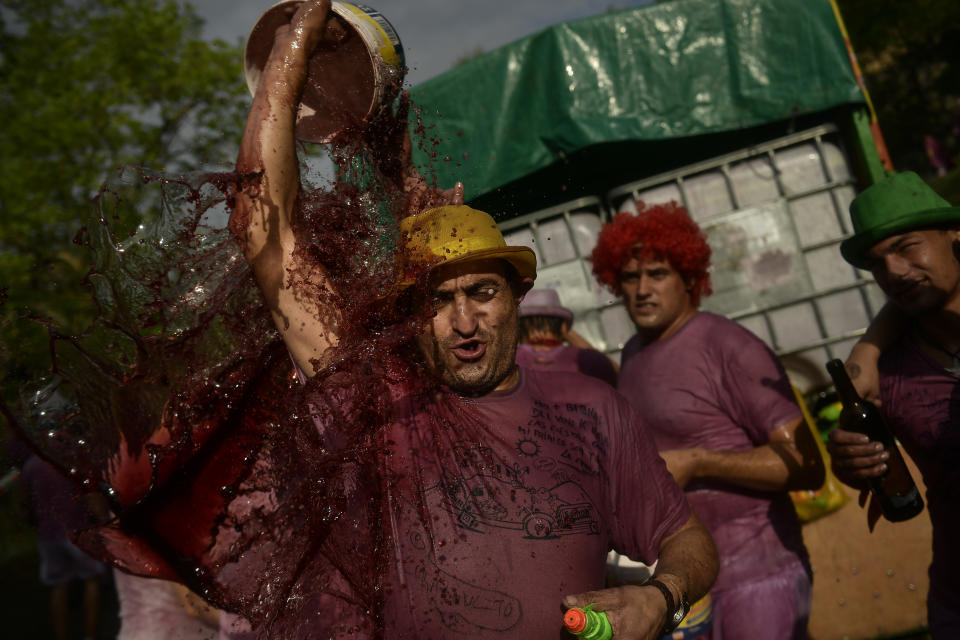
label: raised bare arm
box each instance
[231,0,340,376]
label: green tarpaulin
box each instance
[409,0,865,211]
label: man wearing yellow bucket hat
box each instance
[226,1,718,637]
[827,171,960,638]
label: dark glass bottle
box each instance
[826,359,924,522]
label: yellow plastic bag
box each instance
[789,386,850,523]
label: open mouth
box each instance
[452,339,486,361]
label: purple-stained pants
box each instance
[711,562,811,640]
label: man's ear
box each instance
[514,277,535,302]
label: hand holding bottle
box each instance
[827,427,886,531]
[826,426,889,488]
[825,359,923,525]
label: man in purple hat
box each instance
[516,288,618,386]
[827,171,960,638]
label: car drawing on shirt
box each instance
[430,472,600,539]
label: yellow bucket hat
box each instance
[398,205,537,287]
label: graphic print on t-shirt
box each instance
[387,387,624,636]
[423,399,604,540]
[523,398,606,479]
[405,523,523,633]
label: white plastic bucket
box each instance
[243,1,405,143]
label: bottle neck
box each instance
[826,359,861,405]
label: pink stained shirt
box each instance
[515,343,618,387]
[879,337,960,612]
[381,367,690,637]
[617,312,808,593]
[246,365,693,639]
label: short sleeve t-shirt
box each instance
[879,338,960,611]
[515,344,618,387]
[617,312,807,591]
[376,367,690,638]
[179,359,689,640]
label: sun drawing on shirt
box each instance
[516,438,539,457]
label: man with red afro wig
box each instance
[592,202,825,640]
[592,202,712,308]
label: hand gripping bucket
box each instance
[243,1,405,143]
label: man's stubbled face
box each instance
[865,229,960,316]
[619,253,697,342]
[415,259,523,396]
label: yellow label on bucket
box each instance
[340,3,402,67]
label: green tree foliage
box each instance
[835,0,960,175]
[0,0,250,387]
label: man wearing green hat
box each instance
[219,1,719,638]
[828,171,960,637]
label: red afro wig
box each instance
[591,201,712,306]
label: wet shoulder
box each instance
[691,311,748,339]
[522,367,622,408]
[692,312,769,356]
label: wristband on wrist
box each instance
[644,577,689,634]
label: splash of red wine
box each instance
[12,85,463,639]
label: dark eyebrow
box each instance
[464,279,501,294]
[429,288,454,304]
[889,234,919,250]
[430,278,501,297]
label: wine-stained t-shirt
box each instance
[101,355,688,640]
[292,367,690,639]
[617,312,807,592]
[879,338,960,611]
[515,343,618,387]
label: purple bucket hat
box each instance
[518,288,574,326]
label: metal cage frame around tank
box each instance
[498,124,886,386]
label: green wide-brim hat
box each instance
[840,171,960,269]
